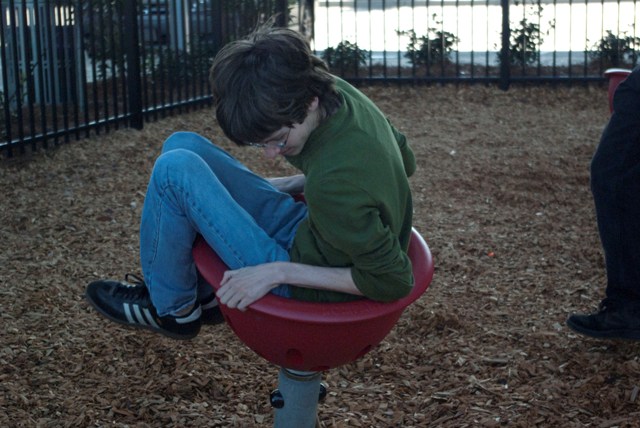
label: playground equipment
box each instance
[604,68,632,113]
[192,224,434,427]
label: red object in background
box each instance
[192,228,434,372]
[604,68,632,113]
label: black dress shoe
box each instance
[567,298,640,340]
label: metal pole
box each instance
[272,368,323,428]
[211,0,223,55]
[123,0,143,129]
[499,0,511,90]
[170,0,186,52]
[276,0,289,28]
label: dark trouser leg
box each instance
[591,67,640,303]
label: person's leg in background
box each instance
[567,67,640,339]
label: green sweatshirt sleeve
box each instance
[387,118,416,177]
[305,178,414,302]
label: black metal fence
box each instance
[313,0,639,84]
[1,0,638,157]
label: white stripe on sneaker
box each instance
[142,308,161,329]
[176,306,202,324]
[201,298,218,310]
[132,304,148,326]
[122,303,161,329]
[124,303,135,324]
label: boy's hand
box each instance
[217,264,283,311]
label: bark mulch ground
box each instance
[2,83,640,427]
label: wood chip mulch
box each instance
[2,83,640,427]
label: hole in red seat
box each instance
[285,349,304,367]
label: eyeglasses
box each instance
[247,127,291,149]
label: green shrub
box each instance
[321,41,368,72]
[496,1,549,68]
[501,18,543,67]
[398,27,458,67]
[589,30,640,68]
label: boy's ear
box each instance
[308,96,320,112]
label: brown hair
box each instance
[209,23,341,145]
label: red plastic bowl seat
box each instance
[604,68,632,113]
[192,228,434,372]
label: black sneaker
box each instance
[200,293,225,325]
[85,274,202,340]
[566,299,640,340]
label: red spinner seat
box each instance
[192,228,434,372]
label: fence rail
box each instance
[1,0,637,157]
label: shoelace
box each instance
[118,273,214,315]
[125,273,146,286]
[110,273,150,302]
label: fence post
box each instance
[124,0,143,130]
[212,0,223,55]
[499,0,511,90]
[275,0,289,27]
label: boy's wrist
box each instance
[269,261,290,288]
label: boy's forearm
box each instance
[267,174,306,194]
[274,262,363,296]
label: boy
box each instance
[86,24,416,340]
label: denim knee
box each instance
[162,131,213,154]
[151,148,215,196]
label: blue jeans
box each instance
[139,132,308,316]
[591,66,640,303]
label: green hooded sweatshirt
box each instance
[285,77,416,302]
